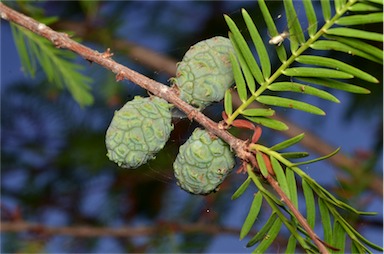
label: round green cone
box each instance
[173,36,235,110]
[174,128,235,195]
[106,96,173,169]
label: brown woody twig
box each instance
[0,221,240,237]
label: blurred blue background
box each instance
[1,1,382,253]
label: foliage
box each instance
[10,17,93,106]
[224,0,382,252]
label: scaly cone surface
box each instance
[172,36,235,110]
[106,96,173,169]
[174,128,235,195]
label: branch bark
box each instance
[2,3,251,160]
[265,175,329,253]
[0,221,242,237]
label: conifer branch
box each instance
[1,3,249,160]
[0,3,337,252]
[55,16,382,197]
[265,174,329,254]
[0,4,244,168]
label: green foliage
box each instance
[302,179,315,229]
[269,133,305,151]
[256,95,325,115]
[224,1,381,127]
[224,0,383,252]
[231,176,251,200]
[240,191,263,240]
[10,21,94,106]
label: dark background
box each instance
[1,1,382,253]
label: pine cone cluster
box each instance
[105,37,236,195]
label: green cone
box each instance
[174,128,235,195]
[173,36,235,110]
[106,96,173,169]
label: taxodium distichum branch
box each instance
[0,3,250,159]
[0,3,329,253]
